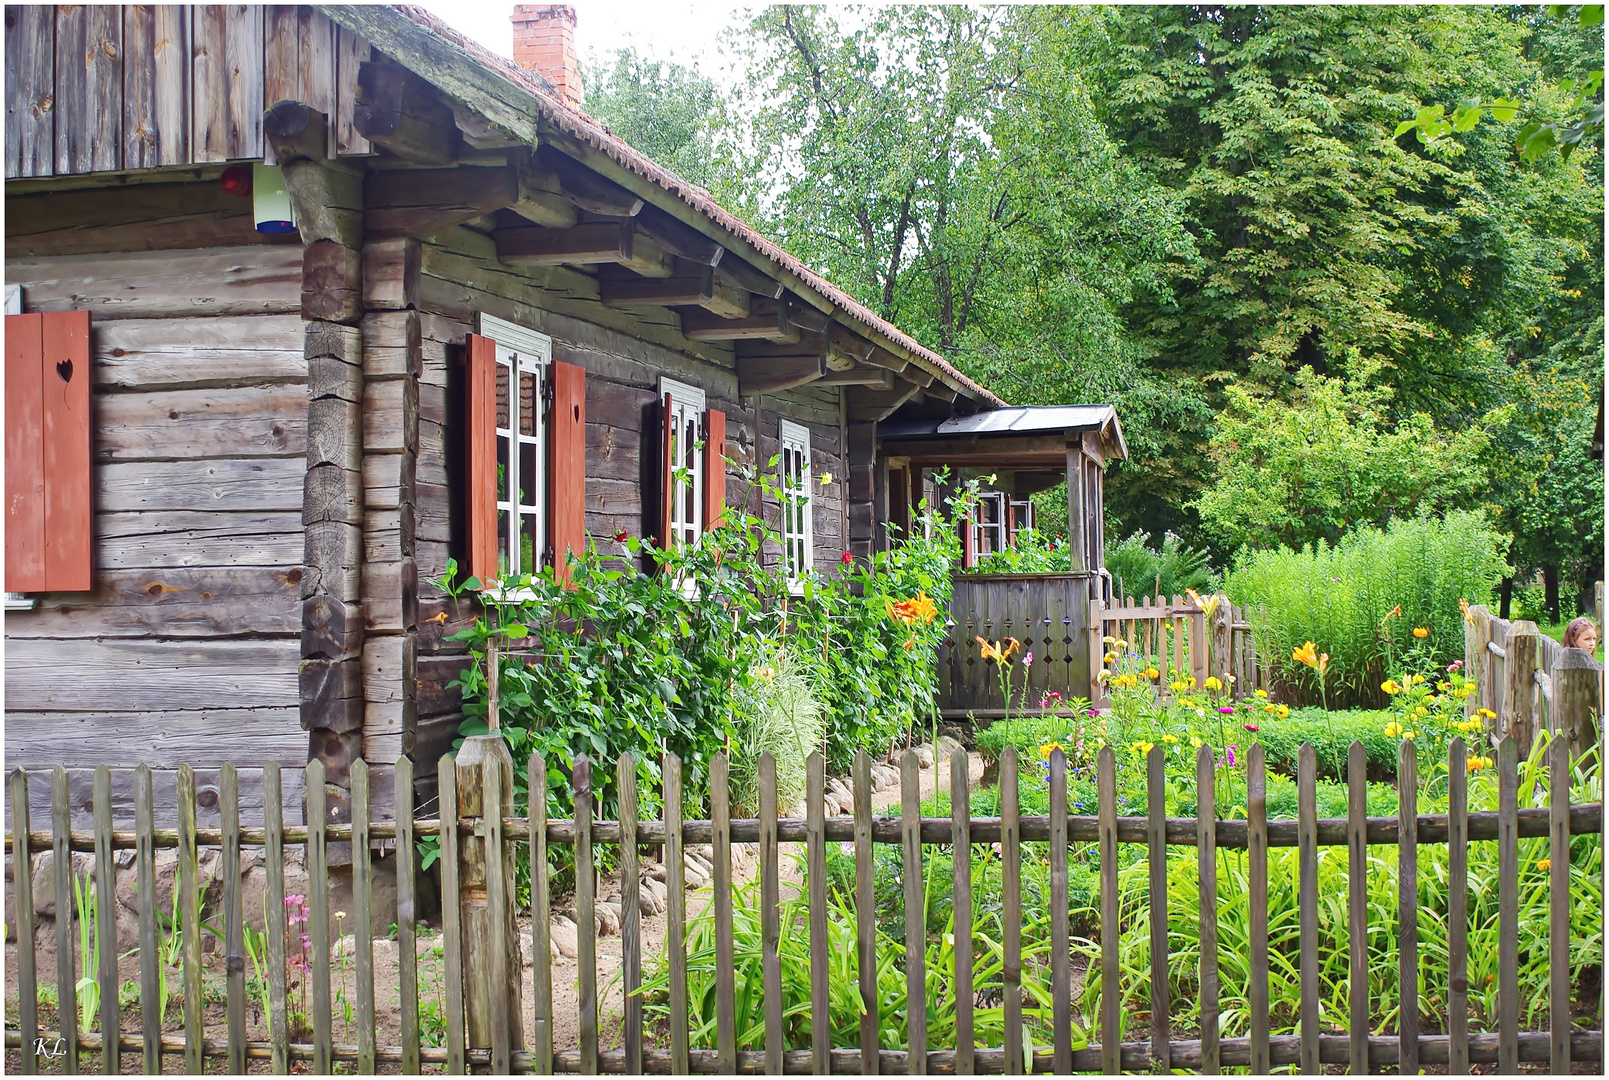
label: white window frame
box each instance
[973,491,1007,556]
[1009,498,1035,545]
[779,419,813,589]
[478,314,552,581]
[662,377,706,549]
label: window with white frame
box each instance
[973,492,1007,556]
[481,314,552,578]
[662,377,706,548]
[779,419,813,584]
[1009,498,1035,545]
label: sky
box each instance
[415,1,753,85]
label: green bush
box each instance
[1105,529,1214,600]
[729,648,824,817]
[968,526,1072,574]
[1223,511,1509,707]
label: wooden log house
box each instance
[3,4,1122,830]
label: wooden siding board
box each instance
[7,566,301,638]
[6,4,56,178]
[40,309,93,591]
[5,764,310,831]
[120,5,191,169]
[332,21,370,156]
[96,384,307,461]
[93,313,306,389]
[7,181,296,259]
[96,509,303,570]
[192,5,264,163]
[54,4,122,174]
[5,709,305,767]
[5,637,299,712]
[99,457,305,513]
[7,245,304,317]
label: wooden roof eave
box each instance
[314,3,1000,408]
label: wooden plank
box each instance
[5,4,55,178]
[96,383,307,461]
[438,755,465,1075]
[122,5,191,169]
[1298,744,1318,1075]
[178,765,203,1075]
[307,759,332,1074]
[192,5,264,162]
[9,769,37,1074]
[1247,743,1270,1076]
[93,456,305,514]
[663,752,689,1077]
[6,311,45,591]
[8,566,302,639]
[1347,741,1368,1075]
[576,756,599,1074]
[712,752,737,1072]
[483,754,511,1075]
[807,753,829,1076]
[41,309,92,590]
[51,767,79,1074]
[760,753,783,1076]
[1049,745,1070,1073]
[94,767,119,1075]
[5,709,305,772]
[1147,746,1168,1071]
[854,750,879,1075]
[4,637,298,713]
[619,754,643,1075]
[952,747,975,1076]
[352,762,377,1073]
[1197,744,1219,1075]
[334,23,372,156]
[90,509,303,571]
[91,313,305,390]
[902,750,928,1075]
[1447,739,1469,1076]
[530,755,552,1074]
[1398,739,1419,1074]
[1549,735,1570,1073]
[1097,746,1119,1075]
[221,764,246,1074]
[1498,735,1519,1073]
[54,5,123,174]
[998,747,1019,1077]
[7,245,305,318]
[264,762,289,1075]
[394,758,420,1074]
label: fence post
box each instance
[1502,621,1541,755]
[1211,597,1232,692]
[1189,605,1208,690]
[1553,648,1603,766]
[455,734,524,1064]
[1088,598,1107,708]
[1465,606,1491,719]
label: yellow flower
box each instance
[1113,639,1129,649]
[1131,740,1154,756]
[1382,679,1403,695]
[977,636,1020,664]
[1204,676,1223,692]
[1414,706,1428,717]
[1276,705,1290,719]
[1103,635,1117,645]
[1145,666,1160,679]
[1384,721,1403,738]
[1179,698,1197,709]
[818,472,833,486]
[1293,641,1319,669]
[1404,730,1417,740]
[1412,674,1425,685]
[1537,858,1551,873]
[1115,673,1139,689]
[1413,626,1430,639]
[1039,742,1063,760]
[1478,708,1496,720]
[1255,689,1268,699]
[1460,598,1474,624]
[1103,651,1119,664]
[1161,734,1179,744]
[1190,735,1204,750]
[1263,703,1276,713]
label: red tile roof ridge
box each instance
[388,3,1001,406]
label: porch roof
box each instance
[878,404,1127,469]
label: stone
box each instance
[519,932,535,967]
[550,916,578,959]
[596,901,621,937]
[643,862,667,883]
[637,881,662,916]
[646,877,668,908]
[682,855,709,886]
[32,851,93,919]
[687,844,713,860]
[914,745,935,769]
[936,735,966,761]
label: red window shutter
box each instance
[703,408,726,530]
[6,310,91,593]
[548,361,586,587]
[466,333,498,583]
[658,392,673,549]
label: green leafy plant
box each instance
[729,645,825,816]
[1105,529,1214,600]
[69,870,101,1030]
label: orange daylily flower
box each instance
[977,636,1020,663]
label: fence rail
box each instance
[5,733,1603,1075]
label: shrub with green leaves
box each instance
[729,647,824,816]
[1105,529,1214,600]
[1224,511,1509,707]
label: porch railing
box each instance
[5,733,1602,1074]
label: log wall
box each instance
[4,239,311,827]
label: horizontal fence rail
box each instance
[5,733,1603,1075]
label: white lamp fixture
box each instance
[252,163,297,235]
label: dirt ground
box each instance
[3,752,982,1072]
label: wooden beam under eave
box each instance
[847,381,924,424]
[681,301,799,343]
[494,220,669,275]
[637,204,725,266]
[539,146,644,216]
[602,266,749,317]
[738,354,824,397]
[364,165,521,239]
[818,367,895,389]
[353,61,464,167]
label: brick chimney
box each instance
[512,5,582,107]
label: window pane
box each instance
[497,509,510,575]
[496,363,511,431]
[519,440,538,509]
[519,369,538,437]
[520,512,539,576]
[497,434,510,503]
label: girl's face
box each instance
[1575,626,1598,654]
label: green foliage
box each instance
[581,47,727,193]
[729,648,824,817]
[1104,530,1213,600]
[1193,364,1489,555]
[1224,513,1509,707]
[968,527,1071,575]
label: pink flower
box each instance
[1447,659,1464,671]
[1225,745,1237,767]
[1244,723,1260,733]
[1022,651,1034,668]
[841,551,853,565]
[614,529,629,543]
[1087,709,1100,719]
[1219,706,1235,715]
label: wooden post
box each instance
[1465,605,1491,719]
[1189,605,1209,690]
[1211,597,1232,692]
[454,734,523,1064]
[1502,621,1541,755]
[1553,647,1603,766]
[1065,445,1087,573]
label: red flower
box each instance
[614,530,629,543]
[841,551,853,565]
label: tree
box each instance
[581,47,727,194]
[1192,364,1490,554]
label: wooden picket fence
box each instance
[5,735,1604,1074]
[1464,604,1603,763]
[1088,594,1266,707]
